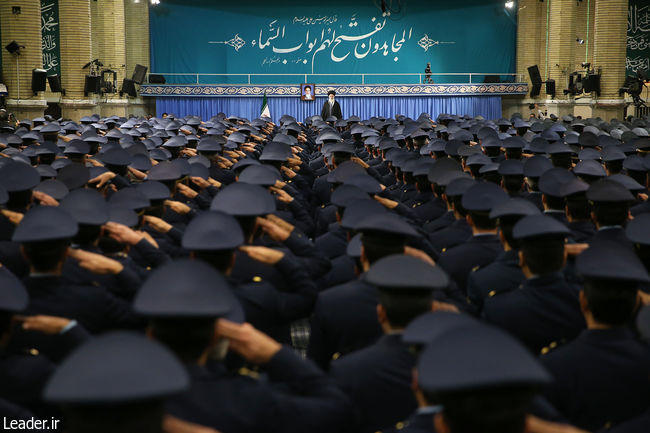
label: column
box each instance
[0,0,47,119]
[125,0,154,117]
[59,0,97,120]
[504,0,548,119]
[544,0,577,117]
[93,0,129,118]
[591,0,628,120]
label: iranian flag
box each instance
[260,91,271,118]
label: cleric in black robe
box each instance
[321,90,343,120]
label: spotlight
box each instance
[150,0,160,4]
[505,1,514,8]
[576,38,585,45]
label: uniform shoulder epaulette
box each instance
[540,340,560,356]
[238,367,260,380]
[23,348,39,356]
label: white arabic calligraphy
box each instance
[40,7,58,33]
[212,14,418,71]
[628,34,650,51]
[629,5,650,34]
[42,34,57,50]
[293,15,338,25]
[627,56,650,71]
[43,52,59,72]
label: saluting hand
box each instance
[32,190,59,206]
[128,166,147,180]
[287,157,302,167]
[164,200,192,214]
[265,213,295,233]
[564,243,589,256]
[179,148,197,157]
[525,416,591,433]
[88,171,116,188]
[373,194,398,210]
[216,319,282,364]
[104,221,144,246]
[350,156,369,169]
[15,315,75,335]
[86,158,104,167]
[1,209,23,225]
[143,215,172,234]
[67,248,124,275]
[256,217,291,242]
[404,246,436,265]
[269,186,294,203]
[280,166,297,179]
[163,416,222,433]
[176,183,199,199]
[137,230,160,248]
[238,245,284,265]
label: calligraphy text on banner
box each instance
[627,0,650,75]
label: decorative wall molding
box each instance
[140,83,529,97]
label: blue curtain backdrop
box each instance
[155,96,502,122]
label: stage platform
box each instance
[140,83,528,121]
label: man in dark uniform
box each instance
[0,161,41,277]
[134,259,353,433]
[466,197,540,310]
[12,206,144,336]
[182,210,318,344]
[391,312,480,433]
[437,182,507,294]
[541,242,650,431]
[563,178,596,243]
[0,267,89,419]
[538,167,573,227]
[523,155,553,212]
[308,209,417,370]
[427,176,474,256]
[329,255,449,433]
[406,160,446,224]
[321,90,342,121]
[587,178,635,248]
[483,214,585,354]
[59,188,143,300]
[416,323,554,433]
[43,331,190,433]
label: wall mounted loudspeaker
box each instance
[32,69,47,95]
[132,64,148,85]
[84,75,101,96]
[47,75,63,93]
[121,78,138,97]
